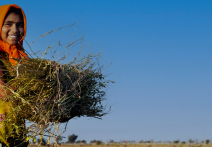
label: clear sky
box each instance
[2,0,212,143]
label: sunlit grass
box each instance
[0,24,113,145]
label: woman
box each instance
[0,4,28,147]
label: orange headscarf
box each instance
[0,4,28,65]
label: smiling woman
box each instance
[1,7,24,45]
[0,4,28,147]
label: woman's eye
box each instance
[17,23,24,28]
[5,23,12,26]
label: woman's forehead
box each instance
[4,12,24,23]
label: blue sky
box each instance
[2,0,212,143]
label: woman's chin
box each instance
[6,40,19,45]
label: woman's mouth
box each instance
[9,35,19,38]
[7,35,21,44]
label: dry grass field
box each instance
[28,143,212,147]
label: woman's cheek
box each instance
[1,26,8,42]
[20,28,24,38]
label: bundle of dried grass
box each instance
[0,24,113,145]
[1,54,110,125]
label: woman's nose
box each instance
[11,24,19,33]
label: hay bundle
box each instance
[1,55,109,124]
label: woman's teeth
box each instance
[9,35,18,38]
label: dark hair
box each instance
[5,7,23,20]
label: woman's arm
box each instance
[0,62,13,101]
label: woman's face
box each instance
[1,12,24,45]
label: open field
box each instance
[28,144,212,147]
